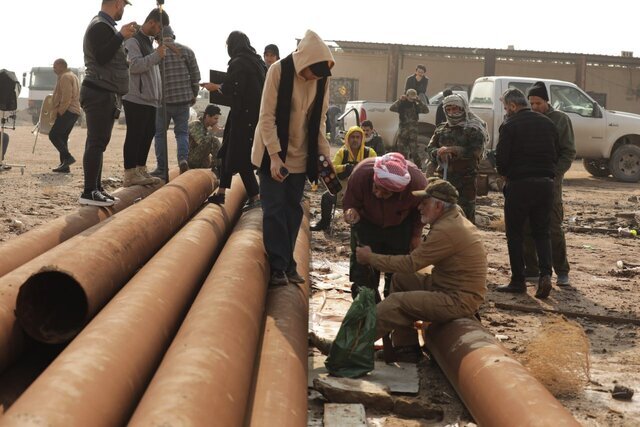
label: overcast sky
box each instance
[4,0,639,95]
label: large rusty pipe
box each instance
[127,207,270,426]
[1,179,245,426]
[425,318,581,426]
[14,169,216,344]
[244,213,311,427]
[0,168,181,279]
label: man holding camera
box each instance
[79,0,137,206]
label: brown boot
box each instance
[137,166,163,184]
[124,168,155,187]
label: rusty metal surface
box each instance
[425,318,581,427]
[0,168,183,279]
[0,178,243,426]
[14,170,216,344]
[127,204,269,427]
[245,214,311,427]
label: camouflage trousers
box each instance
[439,173,477,224]
[394,127,421,166]
[523,176,569,276]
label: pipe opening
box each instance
[16,271,88,344]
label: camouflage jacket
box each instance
[427,124,484,176]
[390,99,429,127]
[188,120,221,170]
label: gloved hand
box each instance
[344,163,354,176]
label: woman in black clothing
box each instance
[203,31,266,209]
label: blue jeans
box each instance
[259,171,307,273]
[153,103,190,172]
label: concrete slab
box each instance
[323,403,367,426]
[309,354,419,395]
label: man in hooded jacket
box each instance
[310,125,377,231]
[251,30,335,286]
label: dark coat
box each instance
[217,53,267,174]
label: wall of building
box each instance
[330,52,388,101]
[586,65,640,112]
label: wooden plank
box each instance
[494,302,640,326]
[323,403,367,427]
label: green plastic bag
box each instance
[325,288,376,378]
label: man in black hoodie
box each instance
[495,88,559,299]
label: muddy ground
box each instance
[0,122,639,426]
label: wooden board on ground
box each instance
[323,403,367,427]
[308,354,420,395]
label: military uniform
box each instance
[523,105,576,279]
[390,98,428,167]
[427,124,484,223]
[370,202,488,347]
[188,120,221,174]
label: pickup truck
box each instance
[343,77,640,182]
[469,76,640,182]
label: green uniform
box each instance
[390,98,428,167]
[524,105,576,277]
[188,120,222,173]
[427,124,484,223]
[370,207,487,346]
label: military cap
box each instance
[412,178,459,204]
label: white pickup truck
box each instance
[470,76,640,182]
[343,77,640,182]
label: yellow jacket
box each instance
[333,126,377,178]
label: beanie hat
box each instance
[527,81,549,101]
[412,178,459,204]
[373,153,411,192]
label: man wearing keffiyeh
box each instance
[342,153,427,302]
[426,94,488,223]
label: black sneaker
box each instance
[495,282,527,293]
[242,198,261,212]
[52,164,71,173]
[207,193,225,205]
[98,188,120,202]
[179,160,189,173]
[150,168,165,178]
[65,155,76,166]
[286,270,305,284]
[269,270,288,286]
[79,190,115,207]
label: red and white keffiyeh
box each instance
[373,152,411,192]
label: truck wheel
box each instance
[610,145,640,182]
[582,158,610,177]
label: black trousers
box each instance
[219,166,259,199]
[503,178,554,283]
[350,217,412,303]
[123,100,156,170]
[80,85,117,193]
[49,110,79,162]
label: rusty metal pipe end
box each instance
[16,271,88,344]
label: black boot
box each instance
[310,192,336,231]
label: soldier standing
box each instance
[390,88,428,167]
[426,94,487,223]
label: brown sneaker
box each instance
[535,275,552,299]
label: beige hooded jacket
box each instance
[251,30,334,173]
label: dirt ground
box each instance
[1,122,639,425]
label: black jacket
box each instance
[496,108,559,180]
[366,134,385,155]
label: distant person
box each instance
[325,103,341,144]
[151,25,201,179]
[1,132,10,171]
[404,64,429,104]
[49,58,80,173]
[79,0,137,206]
[202,31,266,210]
[495,88,559,300]
[121,8,169,187]
[263,44,280,68]
[251,30,335,286]
[390,88,428,167]
[188,104,222,173]
[524,81,576,287]
[435,89,453,126]
[361,120,385,155]
[427,93,487,223]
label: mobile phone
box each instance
[279,166,289,178]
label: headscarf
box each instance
[443,94,490,147]
[373,152,411,192]
[226,31,260,62]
